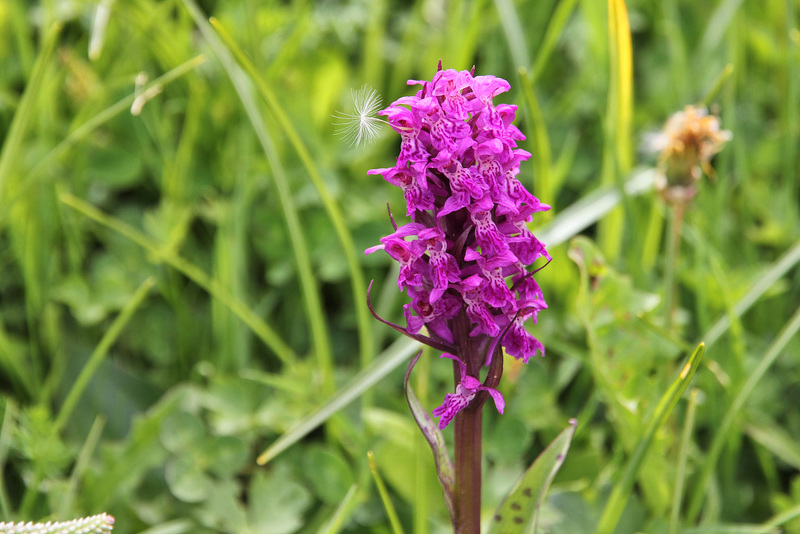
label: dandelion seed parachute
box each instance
[332,85,385,147]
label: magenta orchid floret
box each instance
[432,354,505,430]
[366,63,550,428]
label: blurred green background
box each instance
[0,0,799,533]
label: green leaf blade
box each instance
[489,419,577,534]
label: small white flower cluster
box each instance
[0,513,114,534]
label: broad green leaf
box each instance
[165,456,214,503]
[488,419,577,534]
[248,467,312,534]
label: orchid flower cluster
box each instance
[366,64,550,429]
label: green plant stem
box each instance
[453,311,483,534]
[664,200,685,331]
[454,404,482,534]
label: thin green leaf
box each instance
[687,305,800,522]
[58,415,106,518]
[518,69,553,216]
[700,64,735,107]
[537,168,656,248]
[55,277,155,432]
[669,389,700,534]
[488,419,577,534]
[494,0,531,69]
[701,237,800,348]
[257,336,420,465]
[0,399,17,517]
[681,526,778,534]
[762,500,800,530]
[317,484,360,534]
[368,452,405,534]
[0,21,62,201]
[529,0,580,83]
[745,418,800,471]
[128,519,194,534]
[597,343,706,534]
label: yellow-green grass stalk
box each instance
[598,0,633,260]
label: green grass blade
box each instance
[518,69,553,217]
[537,168,656,248]
[597,343,706,534]
[317,484,360,534]
[701,238,800,348]
[130,520,195,534]
[57,415,106,518]
[55,277,156,432]
[762,501,800,530]
[59,192,297,365]
[368,451,405,534]
[494,0,531,69]
[699,64,734,107]
[0,21,61,202]
[257,336,420,465]
[669,389,700,534]
[529,0,580,83]
[0,399,17,517]
[180,0,334,393]
[699,0,746,54]
[681,526,778,534]
[686,306,800,522]
[488,419,577,534]
[208,16,375,382]
[744,419,800,471]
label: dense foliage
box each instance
[0,0,798,533]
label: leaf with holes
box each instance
[489,419,577,534]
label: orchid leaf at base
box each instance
[488,419,577,534]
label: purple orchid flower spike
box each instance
[365,63,550,533]
[433,354,505,430]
